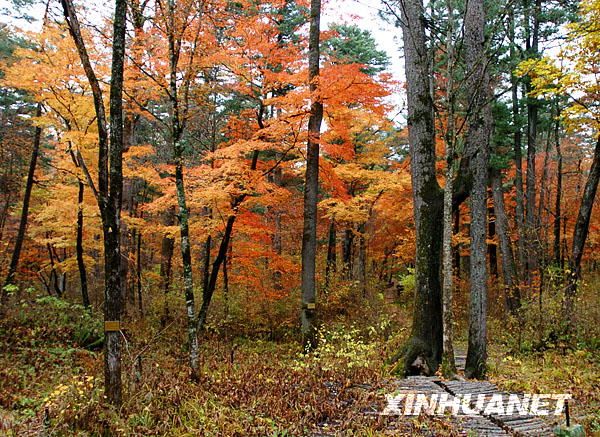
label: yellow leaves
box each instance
[517,0,600,135]
[515,58,564,97]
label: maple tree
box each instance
[1,0,600,431]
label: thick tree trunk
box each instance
[464,0,491,380]
[491,170,520,313]
[3,104,42,295]
[564,136,600,330]
[395,0,443,376]
[300,0,323,352]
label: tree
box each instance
[385,0,443,375]
[300,0,324,351]
[441,0,457,377]
[3,104,42,292]
[59,0,127,406]
[322,23,389,76]
[463,0,492,380]
[517,0,600,331]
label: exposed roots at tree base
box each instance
[388,337,439,377]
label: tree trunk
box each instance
[136,231,142,316]
[167,0,199,379]
[300,0,323,352]
[173,152,199,380]
[441,0,456,376]
[564,136,600,331]
[342,228,354,278]
[441,136,456,376]
[61,0,127,405]
[197,151,260,331]
[198,214,235,330]
[160,207,175,327]
[325,218,337,288]
[487,198,498,278]
[355,222,367,297]
[491,170,520,313]
[553,103,562,265]
[464,0,491,380]
[395,0,443,376]
[104,0,127,406]
[524,0,542,280]
[510,10,526,274]
[453,210,461,278]
[76,180,90,310]
[3,104,42,294]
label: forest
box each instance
[0,0,598,434]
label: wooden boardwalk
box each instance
[387,351,555,436]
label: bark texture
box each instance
[300,0,323,351]
[464,0,491,380]
[397,0,443,376]
[60,0,127,406]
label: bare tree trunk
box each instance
[300,0,323,352]
[104,0,127,406]
[60,0,127,406]
[441,0,456,376]
[491,170,520,313]
[325,218,337,288]
[356,222,367,297]
[453,211,461,278]
[509,10,526,274]
[160,207,175,327]
[565,136,600,331]
[393,0,443,376]
[201,234,211,301]
[464,0,491,380]
[76,180,90,310]
[487,198,498,277]
[198,214,235,330]
[166,0,199,380]
[342,228,354,278]
[524,0,542,281]
[553,103,563,265]
[136,231,142,316]
[442,136,456,376]
[3,104,42,296]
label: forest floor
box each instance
[0,279,599,436]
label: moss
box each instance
[388,337,438,377]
